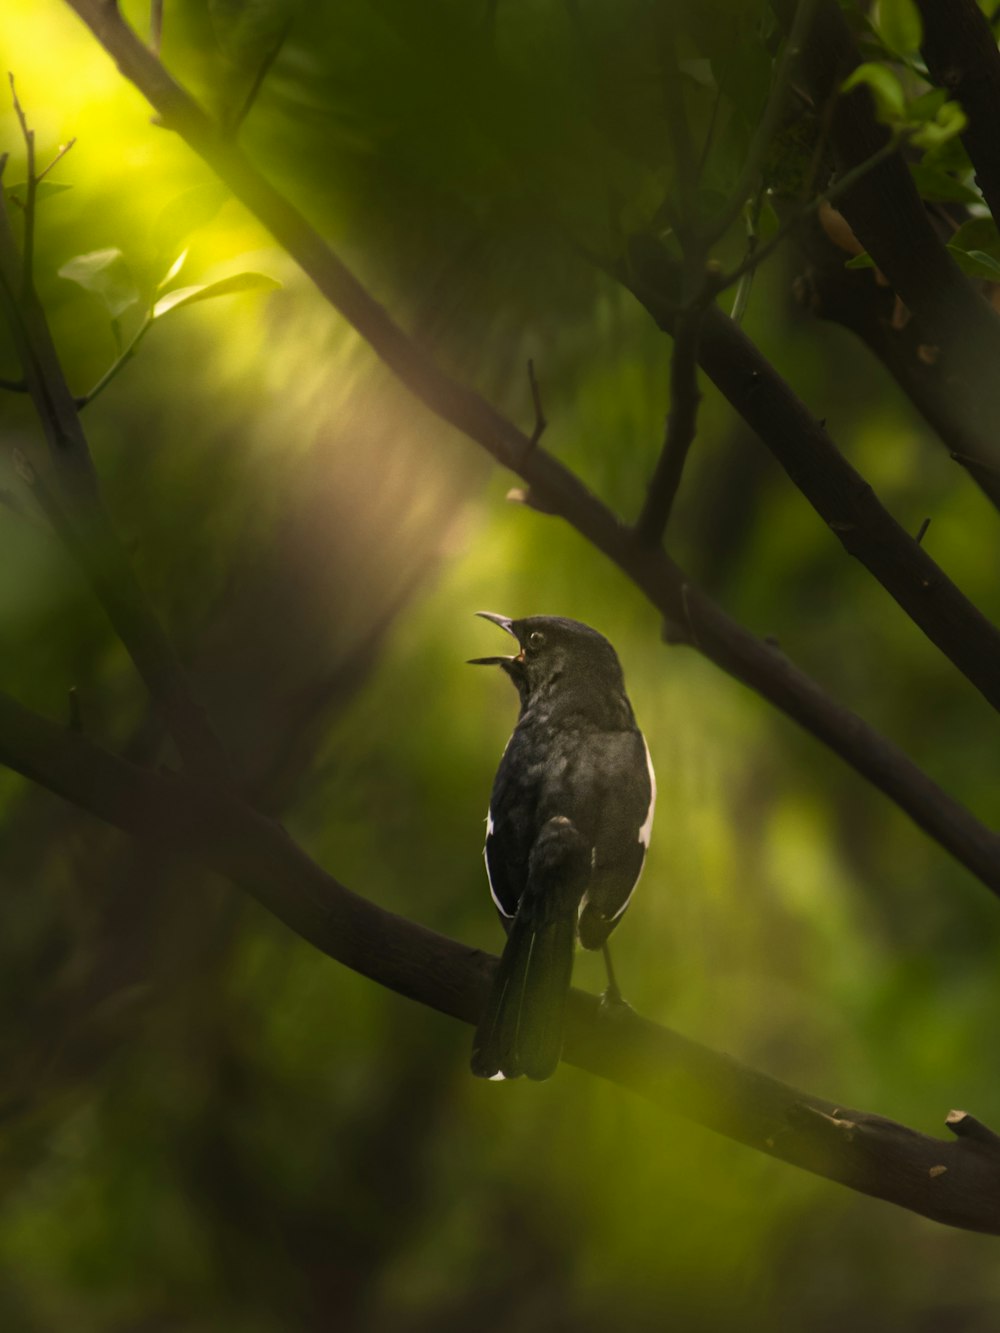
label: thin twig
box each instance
[36,136,76,184]
[8,74,36,291]
[150,0,163,55]
[713,135,902,296]
[229,17,293,135]
[77,314,154,408]
[705,0,821,246]
[635,300,704,545]
[527,358,546,448]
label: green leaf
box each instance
[152,271,281,319]
[157,249,190,292]
[948,216,1000,257]
[875,0,923,55]
[946,218,1000,279]
[909,100,967,150]
[908,163,981,205]
[845,252,877,270]
[948,247,1000,281]
[841,63,906,123]
[4,180,72,205]
[57,248,140,318]
[906,89,947,123]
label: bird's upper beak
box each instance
[468,611,522,666]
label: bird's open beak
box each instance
[468,611,521,666]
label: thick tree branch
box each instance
[60,0,1000,899]
[1,686,999,1235]
[624,237,1000,716]
[0,164,228,782]
[774,0,1000,507]
[792,225,1000,491]
[916,0,1000,230]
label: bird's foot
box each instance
[599,984,632,1017]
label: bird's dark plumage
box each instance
[470,613,655,1080]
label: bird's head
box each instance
[469,612,627,710]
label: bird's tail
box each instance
[471,817,589,1081]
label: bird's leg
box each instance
[599,943,630,1013]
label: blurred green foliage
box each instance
[1,1,1000,1330]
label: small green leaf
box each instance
[841,63,906,123]
[910,100,967,150]
[875,0,923,55]
[948,216,1000,257]
[157,249,189,291]
[908,163,981,205]
[948,247,1000,281]
[4,180,72,205]
[845,252,877,270]
[57,248,140,318]
[906,89,948,123]
[152,271,280,319]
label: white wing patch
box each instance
[484,808,515,918]
[639,737,656,849]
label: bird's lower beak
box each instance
[468,611,522,667]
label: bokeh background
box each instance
[1,1,1000,1329]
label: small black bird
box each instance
[469,613,655,1080]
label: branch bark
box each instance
[623,236,1000,715]
[59,0,1000,900]
[2,684,1000,1235]
[774,0,1000,507]
[917,0,1000,230]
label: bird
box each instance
[469,612,655,1080]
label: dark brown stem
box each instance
[635,301,703,545]
[2,683,1000,1235]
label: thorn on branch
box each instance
[527,358,546,449]
[915,517,931,545]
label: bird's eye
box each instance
[527,631,546,650]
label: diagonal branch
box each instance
[60,0,1000,899]
[1,685,1000,1235]
[635,301,703,545]
[773,0,1000,508]
[623,236,1000,717]
[0,160,229,782]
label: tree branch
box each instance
[0,161,229,782]
[60,0,1000,899]
[774,0,1000,507]
[624,236,1000,717]
[1,685,999,1234]
[635,301,703,545]
[916,0,1000,230]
